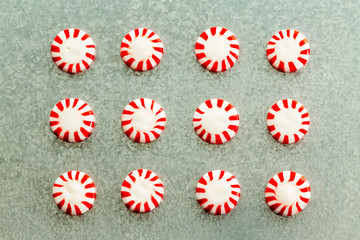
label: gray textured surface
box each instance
[0,0,359,239]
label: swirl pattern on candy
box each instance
[53,171,96,216]
[267,29,310,72]
[51,29,96,73]
[196,170,241,215]
[265,171,311,216]
[49,98,95,142]
[195,27,239,72]
[120,28,164,71]
[267,99,310,144]
[121,98,166,143]
[193,99,239,144]
[121,169,164,213]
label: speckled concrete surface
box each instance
[0,0,359,239]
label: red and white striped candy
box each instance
[265,171,311,216]
[53,171,96,216]
[193,99,239,144]
[267,99,310,144]
[49,98,95,142]
[120,28,164,71]
[121,98,166,143]
[195,27,239,72]
[121,169,164,213]
[267,29,310,72]
[51,29,96,73]
[196,170,241,215]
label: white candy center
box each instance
[132,109,156,132]
[273,108,302,135]
[201,108,230,134]
[58,108,83,132]
[129,37,153,61]
[131,178,154,202]
[206,179,231,205]
[60,38,87,64]
[205,35,229,61]
[274,38,301,62]
[62,181,86,205]
[276,182,300,205]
